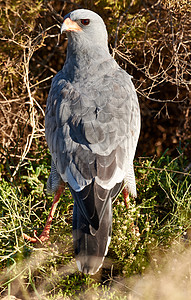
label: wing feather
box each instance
[45,65,140,225]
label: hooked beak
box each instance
[61,18,82,33]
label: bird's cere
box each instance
[61,18,82,33]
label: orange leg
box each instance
[23,186,63,243]
[122,187,129,208]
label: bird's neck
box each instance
[62,41,112,81]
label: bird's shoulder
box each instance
[45,62,140,144]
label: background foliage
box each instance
[0,0,191,299]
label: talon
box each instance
[23,232,38,243]
[23,187,63,244]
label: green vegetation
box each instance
[0,151,191,299]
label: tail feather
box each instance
[70,181,122,274]
[72,196,112,275]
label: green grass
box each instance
[0,150,191,299]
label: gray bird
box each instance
[24,9,140,275]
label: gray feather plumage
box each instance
[45,9,140,274]
[46,66,140,192]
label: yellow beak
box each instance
[61,18,82,33]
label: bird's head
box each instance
[61,9,108,50]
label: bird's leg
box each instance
[122,187,129,208]
[23,186,63,243]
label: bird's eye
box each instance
[81,19,90,26]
